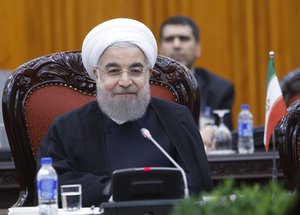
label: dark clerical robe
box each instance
[38,97,213,206]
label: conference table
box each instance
[207,150,282,185]
[0,150,283,210]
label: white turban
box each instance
[82,18,158,79]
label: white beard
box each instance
[96,82,151,122]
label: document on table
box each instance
[8,206,101,215]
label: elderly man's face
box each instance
[160,24,200,70]
[94,46,152,122]
[95,46,149,92]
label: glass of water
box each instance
[212,109,232,150]
[61,184,82,211]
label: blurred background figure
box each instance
[159,15,234,129]
[159,16,235,149]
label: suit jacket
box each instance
[193,67,235,129]
[38,98,213,206]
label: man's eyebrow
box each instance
[129,62,144,68]
[163,36,175,40]
[105,62,120,68]
[104,62,145,69]
[163,35,191,41]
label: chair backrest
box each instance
[280,68,300,107]
[2,51,200,206]
[277,100,300,189]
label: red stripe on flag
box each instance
[265,97,286,151]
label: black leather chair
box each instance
[277,100,300,189]
[280,67,300,107]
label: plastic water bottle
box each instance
[200,106,215,128]
[37,157,58,215]
[238,104,254,154]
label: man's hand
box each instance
[200,125,216,153]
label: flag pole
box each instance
[271,131,277,182]
[269,50,277,183]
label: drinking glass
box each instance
[61,184,82,211]
[212,109,232,150]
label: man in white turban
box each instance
[38,18,212,207]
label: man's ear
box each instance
[148,68,153,79]
[93,69,99,80]
[196,43,201,57]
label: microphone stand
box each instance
[141,129,190,199]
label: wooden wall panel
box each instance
[0,0,299,128]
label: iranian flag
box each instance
[264,51,286,151]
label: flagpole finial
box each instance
[269,51,275,59]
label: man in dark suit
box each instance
[38,18,213,207]
[159,16,235,131]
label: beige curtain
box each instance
[1,0,299,128]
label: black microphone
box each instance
[140,128,189,198]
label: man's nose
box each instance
[172,37,182,48]
[118,71,132,87]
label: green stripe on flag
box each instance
[266,57,275,86]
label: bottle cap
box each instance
[241,104,249,110]
[204,106,211,116]
[41,157,52,165]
